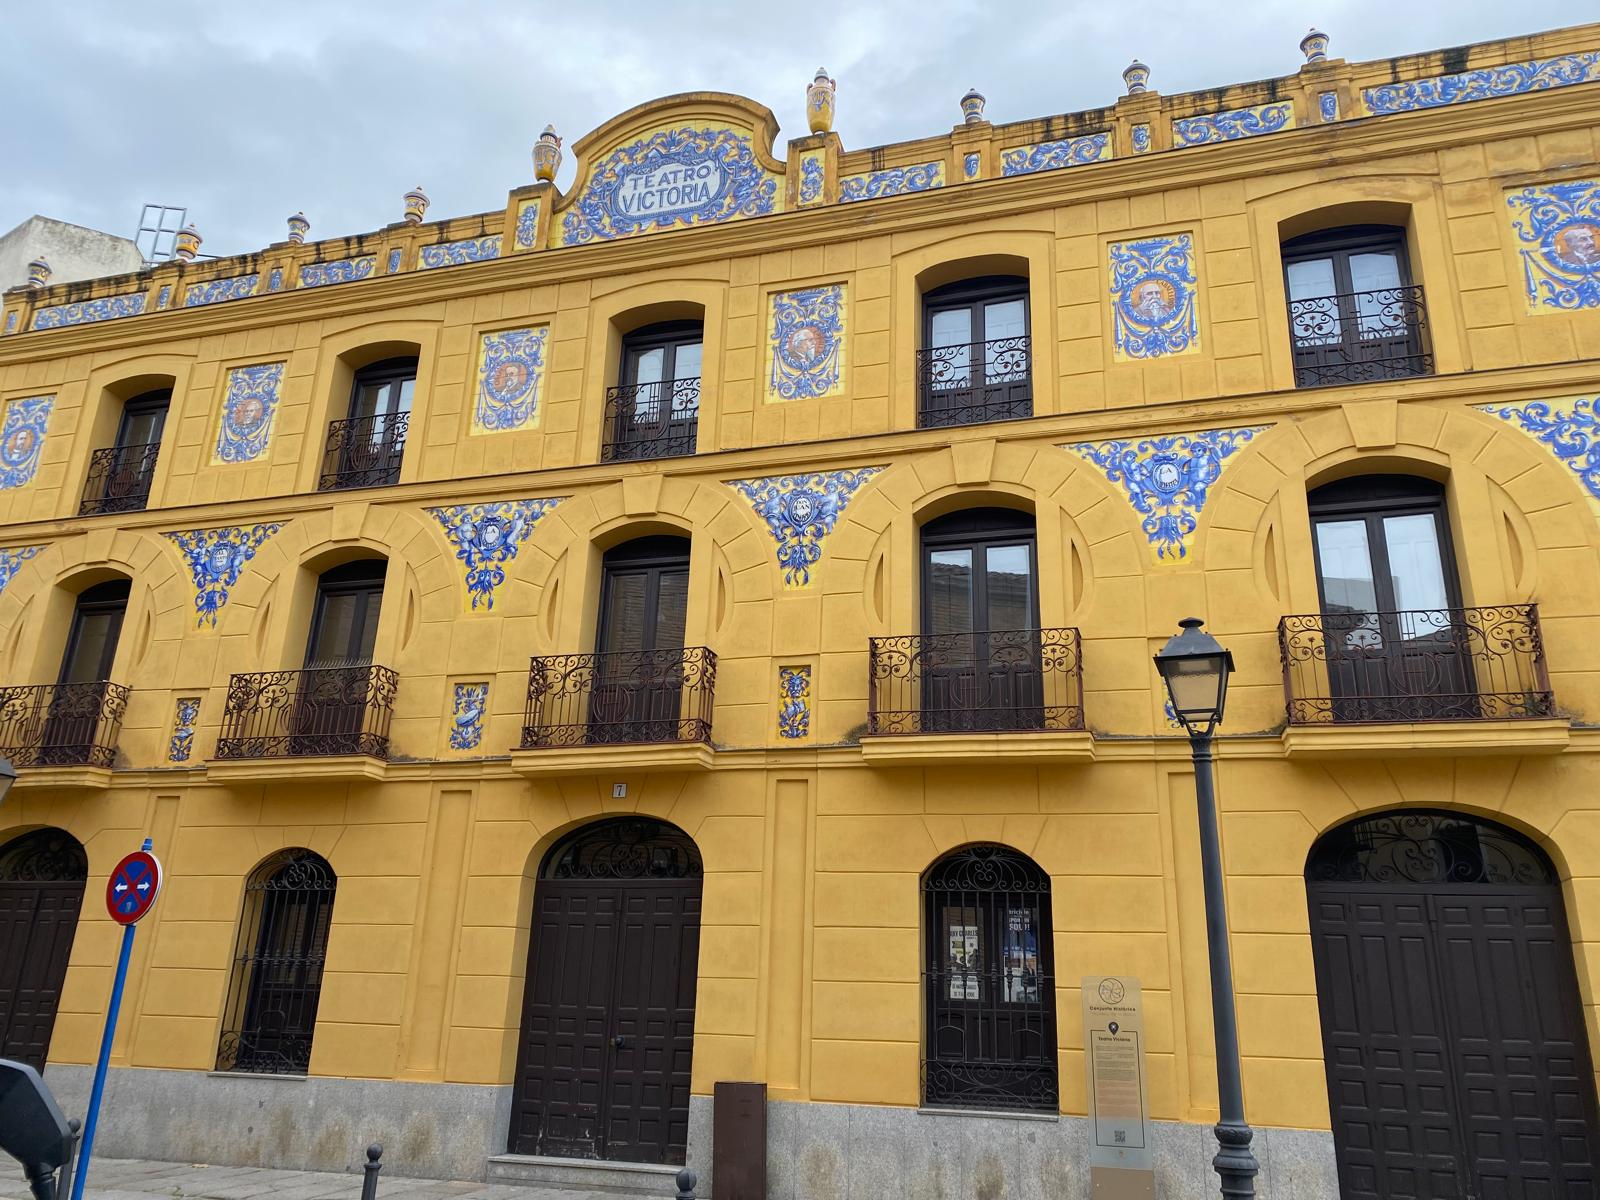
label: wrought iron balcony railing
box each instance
[521,647,716,748]
[317,412,408,491]
[916,336,1033,429]
[868,628,1084,735]
[0,681,130,768]
[601,378,700,462]
[215,665,398,759]
[1288,285,1434,388]
[1278,605,1554,725]
[79,441,160,515]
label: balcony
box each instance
[1288,285,1434,388]
[863,628,1092,764]
[0,681,129,783]
[513,647,716,775]
[600,378,700,462]
[916,336,1032,429]
[79,442,159,515]
[1278,605,1567,756]
[210,665,397,780]
[317,412,408,491]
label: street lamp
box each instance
[0,758,15,807]
[1154,618,1259,1199]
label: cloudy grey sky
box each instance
[2,1,1592,256]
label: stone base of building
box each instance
[42,1067,1339,1198]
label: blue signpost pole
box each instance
[71,837,152,1200]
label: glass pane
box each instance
[929,309,972,389]
[1349,251,1402,294]
[930,308,973,347]
[120,405,166,447]
[983,301,1027,383]
[352,591,381,663]
[942,905,982,1001]
[983,544,1033,631]
[629,347,665,387]
[1002,906,1041,1003]
[1383,514,1450,626]
[670,343,702,416]
[308,592,358,666]
[601,573,648,655]
[62,611,119,682]
[983,299,1026,342]
[1350,252,1403,338]
[653,569,689,651]
[926,549,973,636]
[1286,257,1338,301]
[1314,520,1379,616]
[392,378,415,415]
[672,342,703,381]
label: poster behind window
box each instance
[946,916,980,1000]
[1004,907,1041,1003]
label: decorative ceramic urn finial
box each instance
[807,67,837,135]
[960,88,986,124]
[174,223,201,262]
[26,257,50,288]
[1301,28,1330,63]
[1123,60,1151,95]
[403,186,429,225]
[286,212,309,244]
[533,125,562,184]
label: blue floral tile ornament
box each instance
[155,286,172,310]
[1132,125,1151,155]
[1477,397,1600,504]
[0,545,44,596]
[428,497,564,611]
[386,248,403,274]
[562,126,778,246]
[778,665,811,739]
[213,363,285,463]
[798,153,825,206]
[963,153,981,180]
[168,697,201,763]
[4,311,15,333]
[514,199,540,250]
[1507,181,1600,312]
[839,162,944,203]
[1172,101,1294,147]
[1066,426,1267,562]
[767,285,845,402]
[1001,134,1111,177]
[0,396,52,490]
[1109,234,1199,360]
[32,293,145,330]
[298,256,376,288]
[1319,91,1339,123]
[727,467,884,588]
[1363,51,1600,116]
[419,235,503,270]
[164,523,285,628]
[473,327,549,433]
[184,275,259,307]
[450,683,488,750]
[267,269,284,292]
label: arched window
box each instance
[918,275,1031,428]
[604,320,702,462]
[38,578,132,767]
[0,828,87,1068]
[217,849,337,1075]
[81,387,169,515]
[922,843,1056,1112]
[319,356,415,491]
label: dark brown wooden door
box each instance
[1307,812,1600,1199]
[511,819,702,1165]
[0,830,87,1069]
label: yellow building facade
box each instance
[3,22,1600,1199]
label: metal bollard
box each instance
[360,1144,382,1200]
[674,1167,696,1199]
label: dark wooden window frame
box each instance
[319,358,415,491]
[918,275,1033,428]
[81,389,169,516]
[304,560,387,669]
[604,321,704,463]
[920,508,1041,637]
[1307,475,1464,617]
[597,536,692,657]
[59,580,131,684]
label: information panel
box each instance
[1082,975,1155,1198]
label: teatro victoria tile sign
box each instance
[557,98,783,247]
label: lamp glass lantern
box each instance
[1155,617,1234,734]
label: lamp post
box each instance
[1154,618,1259,1199]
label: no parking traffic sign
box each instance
[105,849,162,925]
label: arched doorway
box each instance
[510,817,703,1165]
[0,828,87,1067]
[1306,810,1600,1198]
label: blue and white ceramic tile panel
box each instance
[838,162,944,203]
[562,126,777,245]
[155,286,172,310]
[1363,51,1600,115]
[727,467,884,588]
[386,248,403,274]
[3,311,15,333]
[0,396,52,490]
[963,152,982,180]
[427,497,564,611]
[0,544,44,595]
[450,683,488,750]
[298,256,376,288]
[1506,181,1600,312]
[213,363,285,463]
[778,665,811,739]
[514,199,541,250]
[1477,398,1600,504]
[32,293,145,330]
[419,235,503,270]
[168,697,201,763]
[473,327,549,433]
[1172,101,1294,147]
[1318,92,1339,122]
[163,523,285,628]
[768,285,845,402]
[1065,426,1267,562]
[1108,234,1199,360]
[267,269,284,292]
[1132,125,1152,154]
[798,151,826,207]
[1001,133,1112,177]
[184,275,259,307]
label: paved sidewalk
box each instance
[0,1159,636,1200]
